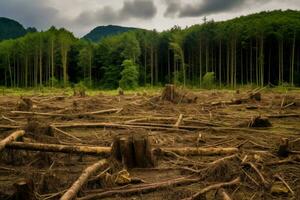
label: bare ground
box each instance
[0,88,300,200]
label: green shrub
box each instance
[202,72,216,89]
[119,59,139,90]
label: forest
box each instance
[1,10,300,89]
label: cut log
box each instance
[156,147,238,156]
[4,141,237,158]
[0,130,25,151]
[60,159,108,200]
[5,142,111,156]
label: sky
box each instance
[0,0,300,37]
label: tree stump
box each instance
[17,97,33,111]
[161,84,197,104]
[277,138,289,157]
[111,135,156,169]
[249,92,261,101]
[161,84,175,102]
[13,179,36,200]
[248,116,272,128]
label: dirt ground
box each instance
[0,87,300,200]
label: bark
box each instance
[158,147,238,156]
[5,142,238,157]
[60,159,108,200]
[5,142,111,156]
[0,130,25,151]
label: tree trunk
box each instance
[60,159,108,200]
[0,130,25,151]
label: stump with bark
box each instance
[161,84,197,104]
[248,116,272,128]
[111,135,156,169]
[17,97,33,111]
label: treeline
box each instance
[1,10,300,89]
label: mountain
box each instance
[0,17,27,41]
[83,25,138,42]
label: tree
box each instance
[119,59,139,90]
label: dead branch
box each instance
[60,159,108,200]
[11,108,122,117]
[51,126,82,142]
[0,125,21,129]
[242,162,269,187]
[174,114,183,127]
[1,115,19,124]
[274,174,294,196]
[218,188,232,200]
[53,122,192,133]
[183,177,241,200]
[78,176,200,200]
[0,130,25,151]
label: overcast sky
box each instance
[1,0,300,37]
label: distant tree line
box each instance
[1,10,300,89]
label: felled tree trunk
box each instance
[60,159,108,200]
[111,135,156,169]
[5,142,111,156]
[0,130,25,151]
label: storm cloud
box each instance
[0,0,299,36]
[163,0,274,18]
[0,0,59,29]
[180,0,246,17]
[76,0,157,25]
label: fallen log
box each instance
[156,147,239,156]
[60,160,108,200]
[78,176,200,200]
[11,108,122,117]
[53,122,192,133]
[0,125,21,129]
[5,141,238,157]
[183,177,241,200]
[0,130,25,151]
[267,114,300,118]
[5,142,111,156]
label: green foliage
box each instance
[83,25,137,42]
[119,60,139,90]
[0,17,27,41]
[202,72,216,89]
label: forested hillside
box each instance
[83,25,137,42]
[1,10,300,88]
[0,17,27,41]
